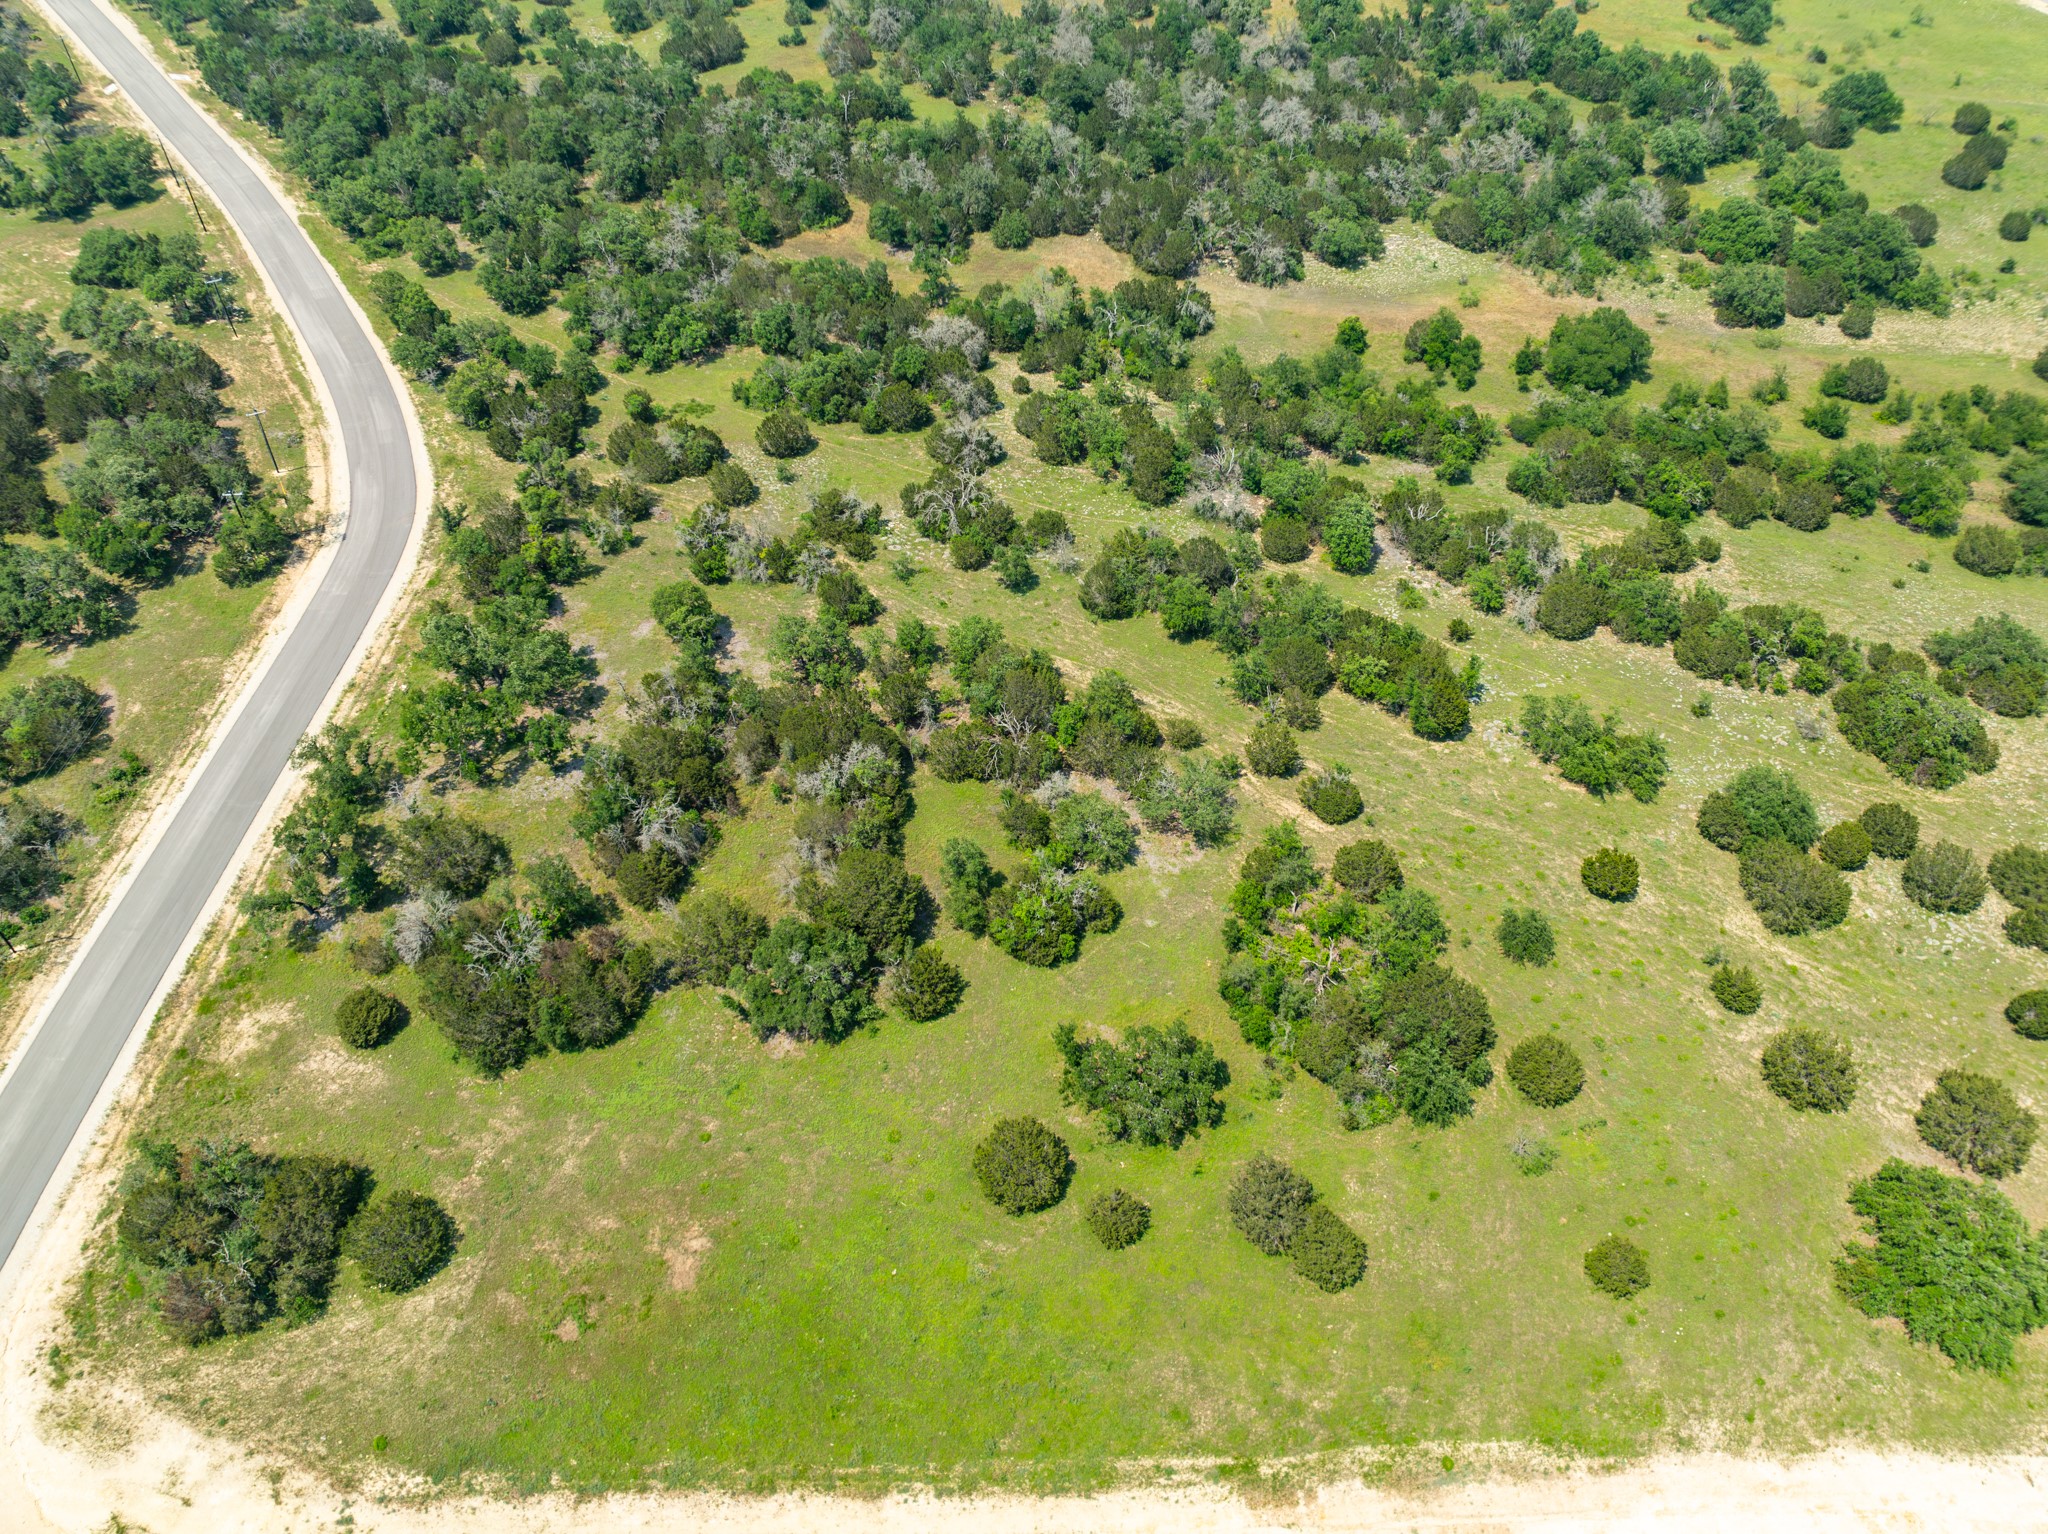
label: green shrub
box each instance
[756,409,815,457]
[1506,1034,1584,1107]
[1894,202,1938,246]
[1289,1204,1367,1292]
[1836,1159,2048,1371]
[1260,515,1311,563]
[2006,990,2048,1041]
[894,944,966,1021]
[1816,821,1872,871]
[1988,846,2048,908]
[2000,210,2032,243]
[1953,102,1992,135]
[1584,1235,1650,1299]
[1902,841,1989,915]
[1228,1153,1315,1255]
[1048,792,1138,871]
[972,1117,1072,1214]
[1496,907,1554,966]
[615,844,688,908]
[672,893,768,984]
[1833,670,1998,789]
[950,532,992,570]
[1818,357,1889,403]
[1536,571,1605,640]
[1738,840,1850,934]
[1698,766,1820,852]
[335,987,406,1050]
[1333,839,1402,899]
[1055,1020,1227,1148]
[1085,1189,1151,1251]
[1802,400,1850,440]
[939,837,996,935]
[1299,767,1363,824]
[1711,964,1763,1015]
[1860,802,1919,858]
[1838,301,1874,340]
[1916,1070,2037,1178]
[1543,307,1653,396]
[1580,847,1638,902]
[1244,720,1301,777]
[1955,525,2021,577]
[1761,1027,1856,1112]
[706,459,758,508]
[347,1191,457,1293]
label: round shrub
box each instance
[1838,301,1874,341]
[1955,525,2021,577]
[1760,1027,1856,1112]
[1942,151,1990,191]
[949,532,992,571]
[756,409,815,457]
[1695,791,1749,852]
[1580,847,1638,902]
[1496,907,1554,966]
[1894,203,1938,247]
[1245,720,1302,778]
[1584,1235,1649,1300]
[1506,1034,1584,1107]
[1259,515,1312,563]
[347,1191,457,1293]
[1536,572,1606,641]
[1916,1070,2037,1178]
[615,845,687,908]
[335,987,406,1050]
[1299,768,1363,825]
[1902,841,1989,914]
[1738,841,1850,935]
[1228,1153,1315,1255]
[2000,211,2033,243]
[973,1117,1072,1214]
[894,943,966,1022]
[1711,964,1763,1014]
[1289,1204,1367,1292]
[1713,766,1820,851]
[706,459,758,508]
[1987,846,2048,908]
[2005,990,2048,1041]
[2005,905,2048,951]
[1860,802,1919,859]
[1953,102,1992,136]
[1333,839,1402,900]
[1817,821,1872,871]
[1085,1188,1151,1250]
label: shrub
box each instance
[1698,767,1820,852]
[1838,301,1874,340]
[1055,1020,1228,1148]
[1953,103,1992,136]
[1289,1204,1367,1292]
[1497,908,1554,966]
[706,459,758,508]
[1903,841,1989,914]
[1507,1034,1584,1107]
[1941,151,1990,192]
[939,837,996,935]
[1333,839,1402,900]
[804,848,926,954]
[615,844,688,908]
[1739,840,1850,934]
[1760,1027,1856,1111]
[335,987,406,1049]
[347,1191,457,1293]
[1894,203,1938,246]
[1580,847,1638,902]
[2006,990,2048,1041]
[0,675,106,781]
[1988,846,2048,908]
[756,409,815,457]
[2001,211,2033,243]
[1260,515,1311,563]
[390,811,510,898]
[1536,571,1606,640]
[1802,399,1850,440]
[1228,1153,1316,1256]
[1543,308,1654,396]
[1584,1235,1650,1299]
[1245,720,1301,777]
[894,944,966,1021]
[1819,357,1889,403]
[1085,1189,1151,1250]
[1916,1071,2038,1178]
[1955,525,2020,577]
[1860,802,1919,859]
[1833,671,1997,789]
[733,918,876,1042]
[1816,821,1872,871]
[1836,1159,2048,1371]
[973,1117,1072,1214]
[673,893,768,984]
[1712,964,1763,1014]
[1048,792,1138,871]
[1299,767,1363,825]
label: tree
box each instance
[1333,839,1402,900]
[1916,1071,2037,1178]
[1049,792,1137,870]
[0,675,105,782]
[803,848,925,955]
[1507,1034,1584,1107]
[1228,1153,1315,1255]
[1497,908,1554,966]
[1836,1159,2048,1371]
[1988,846,2048,908]
[1245,720,1301,777]
[390,811,510,898]
[732,918,876,1042]
[1761,1027,1856,1111]
[1543,308,1653,396]
[1712,965,1763,1014]
[1299,767,1363,825]
[1055,1020,1227,1147]
[1260,515,1311,563]
[335,987,406,1049]
[1536,572,1605,640]
[1817,821,1871,871]
[1819,358,1889,403]
[672,893,768,984]
[973,1116,1071,1214]
[1834,671,1998,788]
[1584,1236,1650,1299]
[1860,803,1919,859]
[1649,118,1710,183]
[1323,496,1375,575]
[1290,1204,1367,1292]
[893,943,966,1021]
[2006,990,2048,1041]
[1710,264,1786,329]
[347,1191,458,1293]
[1394,1030,1475,1125]
[939,837,996,935]
[1581,847,1638,901]
[1820,70,1903,133]
[1903,841,1989,915]
[1739,840,1850,934]
[1402,308,1482,389]
[1085,1189,1150,1250]
[1697,766,1820,852]
[756,409,815,457]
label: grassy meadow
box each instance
[49,0,2048,1498]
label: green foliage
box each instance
[1048,792,1137,871]
[1245,719,1301,777]
[1584,1235,1650,1299]
[801,848,926,956]
[1817,821,1872,871]
[1259,515,1311,563]
[1085,1189,1150,1251]
[1289,1204,1368,1292]
[1402,308,1482,389]
[731,918,876,1043]
[756,409,816,458]
[1902,841,1989,915]
[1712,965,1763,1015]
[671,893,767,985]
[2006,991,2048,1041]
[1536,571,1606,640]
[1580,847,1638,902]
[1506,1034,1584,1107]
[1228,1153,1315,1256]
[335,987,405,1050]
[1916,1071,2037,1178]
[1333,840,1402,900]
[986,851,1121,967]
[390,810,510,900]
[894,943,966,1021]
[1761,1027,1856,1111]
[1738,840,1850,935]
[1925,614,2048,718]
[1055,1019,1228,1148]
[939,837,996,935]
[1497,907,1554,967]
[1299,767,1363,825]
[1543,308,1654,396]
[1833,670,1998,789]
[1836,1159,2048,1372]
[1860,802,1919,859]
[1520,696,1668,801]
[1696,767,1819,852]
[347,1191,458,1294]
[0,674,105,782]
[972,1117,1071,1215]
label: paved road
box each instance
[0,0,417,1271]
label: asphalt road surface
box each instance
[0,0,417,1272]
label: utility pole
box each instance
[205,274,238,336]
[55,35,84,87]
[155,133,209,234]
[245,409,281,475]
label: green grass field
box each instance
[52,0,2048,1497]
